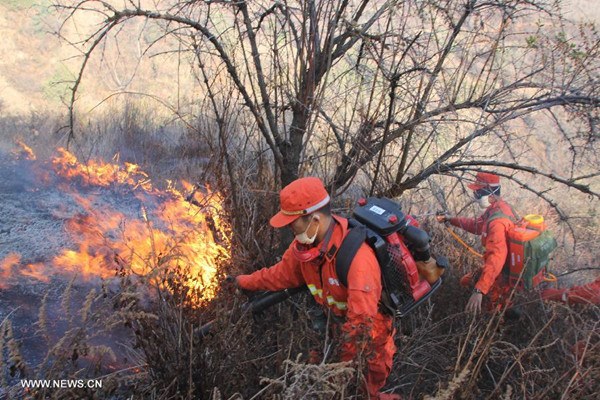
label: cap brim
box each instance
[269,211,302,228]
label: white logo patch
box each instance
[328,277,340,286]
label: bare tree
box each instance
[53,0,599,208]
[324,1,600,200]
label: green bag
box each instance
[513,230,557,290]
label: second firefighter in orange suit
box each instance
[236,177,400,400]
[438,172,517,313]
[541,276,600,359]
[541,276,600,305]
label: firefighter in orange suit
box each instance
[542,276,600,359]
[437,172,517,314]
[541,276,600,305]
[235,177,400,400]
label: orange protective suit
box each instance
[237,215,396,398]
[541,277,600,305]
[449,199,516,305]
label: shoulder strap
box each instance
[492,201,520,222]
[486,211,510,224]
[335,223,367,287]
[508,204,520,221]
[485,206,519,233]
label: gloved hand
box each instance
[224,275,254,297]
[223,275,240,297]
[225,275,239,287]
[436,212,451,223]
[541,288,567,303]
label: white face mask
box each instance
[477,195,491,210]
[295,218,319,245]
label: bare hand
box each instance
[466,292,483,314]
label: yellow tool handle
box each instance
[445,226,484,258]
[543,272,557,282]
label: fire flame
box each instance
[1,145,231,306]
[12,140,36,160]
[52,148,153,191]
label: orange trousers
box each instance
[338,316,396,397]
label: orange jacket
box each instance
[237,215,395,394]
[449,199,516,294]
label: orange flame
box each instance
[1,253,21,288]
[52,148,153,191]
[5,146,231,306]
[0,253,49,288]
[13,140,36,160]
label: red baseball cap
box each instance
[269,177,330,228]
[468,172,500,190]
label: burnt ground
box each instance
[0,150,149,391]
[0,153,76,264]
[0,150,149,265]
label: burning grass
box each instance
[1,143,231,306]
[0,142,234,397]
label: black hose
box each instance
[196,286,308,337]
[246,286,308,313]
[401,225,431,261]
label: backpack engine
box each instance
[336,197,447,317]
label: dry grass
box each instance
[0,278,157,398]
[3,319,26,382]
[259,357,357,399]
